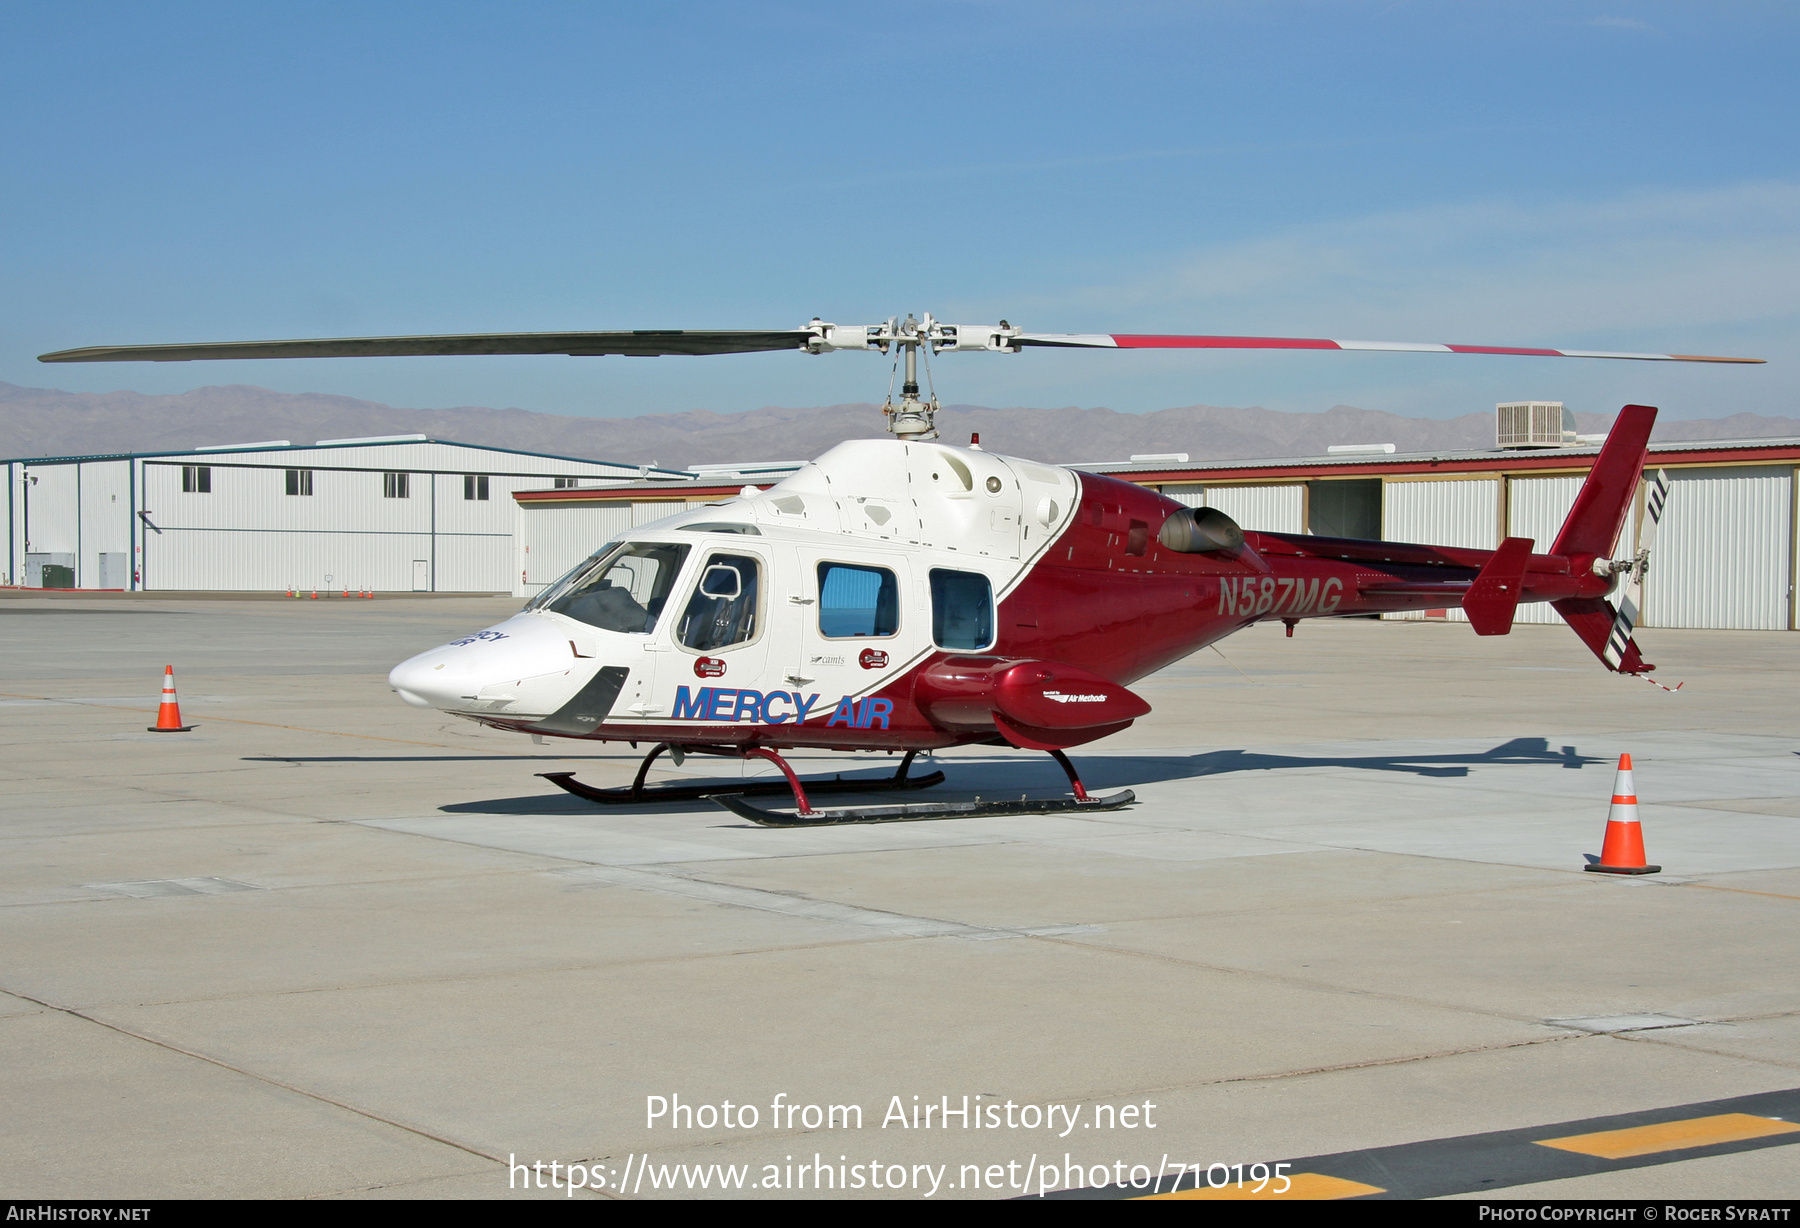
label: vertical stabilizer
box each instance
[1550,406,1657,674]
[1550,404,1655,559]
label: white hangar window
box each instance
[383,472,410,499]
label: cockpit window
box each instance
[676,553,762,651]
[530,541,692,634]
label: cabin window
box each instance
[464,474,489,500]
[285,469,313,496]
[677,553,762,651]
[541,541,691,634]
[817,563,899,638]
[929,568,994,651]
[182,465,211,493]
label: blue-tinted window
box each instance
[818,563,899,638]
[929,569,993,650]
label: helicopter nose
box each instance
[388,613,573,710]
[389,652,466,709]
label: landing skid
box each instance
[537,745,944,805]
[538,742,1134,827]
[711,788,1138,827]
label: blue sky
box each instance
[3,1,1795,423]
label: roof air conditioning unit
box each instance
[1496,401,1575,449]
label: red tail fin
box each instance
[1550,404,1655,559]
[1551,405,1656,674]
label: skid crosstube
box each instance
[536,768,946,805]
[536,745,943,806]
[711,788,1137,827]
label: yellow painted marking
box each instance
[1139,1172,1385,1200]
[1536,1113,1800,1160]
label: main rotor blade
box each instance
[1013,333,1765,363]
[38,330,814,363]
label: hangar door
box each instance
[1382,476,1499,622]
[1644,466,1792,631]
[1507,475,1593,625]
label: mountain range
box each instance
[4,380,1795,469]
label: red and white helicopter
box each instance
[42,317,1760,823]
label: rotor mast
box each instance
[888,313,936,440]
[800,313,1023,442]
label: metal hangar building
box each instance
[510,434,1800,634]
[3,435,684,594]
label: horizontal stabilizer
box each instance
[1463,537,1534,636]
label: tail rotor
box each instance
[1602,469,1670,671]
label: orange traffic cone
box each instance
[147,666,197,733]
[1586,753,1659,874]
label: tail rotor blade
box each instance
[1639,469,1671,556]
[1603,590,1642,671]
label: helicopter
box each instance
[40,315,1761,824]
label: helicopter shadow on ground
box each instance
[243,755,616,764]
[1006,735,1606,792]
[431,737,1604,817]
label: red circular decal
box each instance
[858,648,889,670]
[694,657,726,678]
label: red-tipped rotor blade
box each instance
[1014,333,1763,363]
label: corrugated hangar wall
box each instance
[1507,474,1593,626]
[1506,467,1793,631]
[1381,476,1500,623]
[518,504,633,598]
[1158,483,1305,533]
[139,463,541,593]
[515,498,720,598]
[1646,466,1793,631]
[6,440,646,593]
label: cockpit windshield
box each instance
[526,541,692,634]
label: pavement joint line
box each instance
[11,930,916,1012]
[551,864,1104,941]
[1606,1028,1800,1074]
[1031,931,1667,1035]
[0,691,455,747]
[0,864,578,910]
[1686,882,1800,903]
[0,985,510,1170]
